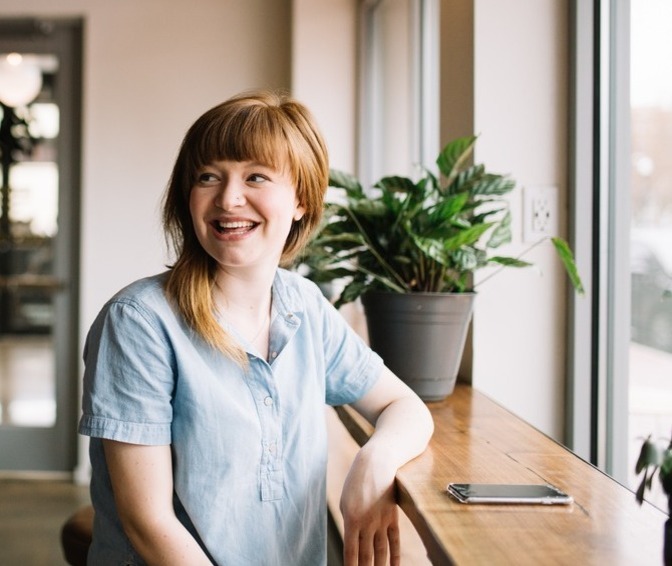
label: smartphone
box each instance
[446,483,573,505]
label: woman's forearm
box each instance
[364,392,434,470]
[122,514,213,566]
[103,440,213,565]
[351,367,434,472]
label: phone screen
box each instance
[447,483,573,505]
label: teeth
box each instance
[218,221,254,229]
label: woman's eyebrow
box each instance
[246,160,278,169]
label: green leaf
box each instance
[329,169,364,196]
[659,448,672,475]
[304,267,351,283]
[412,237,449,265]
[314,232,366,247]
[349,199,389,218]
[487,211,512,248]
[452,247,481,271]
[635,436,661,474]
[436,136,477,184]
[551,237,585,295]
[333,279,369,308]
[635,474,648,505]
[441,223,494,251]
[488,256,533,268]
[471,174,516,196]
[376,175,417,194]
[661,448,672,494]
[445,164,484,196]
[428,192,470,222]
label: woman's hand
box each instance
[340,446,401,565]
[340,366,434,565]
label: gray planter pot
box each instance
[361,291,475,402]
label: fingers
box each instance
[343,511,400,566]
[372,530,389,566]
[343,526,358,566]
[387,520,401,566]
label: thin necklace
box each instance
[248,306,271,346]
[213,281,272,346]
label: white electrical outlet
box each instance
[523,185,558,243]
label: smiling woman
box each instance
[162,91,329,364]
[77,89,433,566]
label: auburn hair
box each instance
[162,90,329,364]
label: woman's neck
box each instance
[213,267,275,357]
[214,265,275,315]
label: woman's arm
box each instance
[103,440,213,565]
[340,366,434,566]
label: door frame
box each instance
[0,17,82,474]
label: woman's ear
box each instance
[294,203,306,221]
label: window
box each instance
[569,0,672,512]
[358,0,438,187]
[627,0,672,510]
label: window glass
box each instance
[628,0,672,511]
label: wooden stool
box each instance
[60,505,94,566]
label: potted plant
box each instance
[299,135,583,401]
[635,432,672,565]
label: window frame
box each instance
[567,0,631,482]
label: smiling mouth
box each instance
[212,220,259,235]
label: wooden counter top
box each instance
[333,384,668,565]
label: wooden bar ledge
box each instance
[333,384,668,565]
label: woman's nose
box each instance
[216,179,245,210]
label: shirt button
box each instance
[264,396,273,406]
[286,313,294,320]
[270,351,278,359]
[268,442,277,454]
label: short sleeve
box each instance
[78,298,175,445]
[316,293,384,406]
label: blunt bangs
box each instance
[185,102,295,186]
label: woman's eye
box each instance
[248,173,268,183]
[197,172,218,183]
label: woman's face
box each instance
[189,159,306,274]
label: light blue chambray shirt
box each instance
[78,269,383,566]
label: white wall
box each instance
[292,0,358,173]
[2,0,572,470]
[472,0,570,440]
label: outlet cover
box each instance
[523,185,558,243]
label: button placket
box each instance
[251,299,301,501]
[261,393,279,469]
[253,363,283,500]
